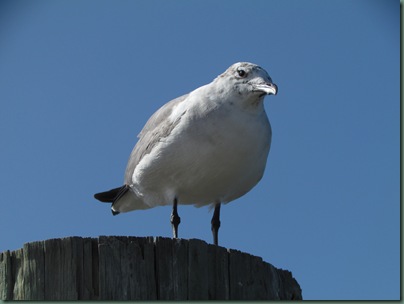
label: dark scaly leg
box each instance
[211,203,221,246]
[170,198,181,239]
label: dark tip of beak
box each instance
[271,83,278,95]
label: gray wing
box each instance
[124,93,189,184]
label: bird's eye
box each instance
[237,68,247,78]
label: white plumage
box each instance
[94,62,277,244]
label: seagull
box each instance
[94,62,277,245]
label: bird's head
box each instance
[216,62,278,100]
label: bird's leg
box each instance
[170,198,181,239]
[211,203,221,246]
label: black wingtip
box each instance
[94,192,110,202]
[94,185,128,203]
[94,185,130,216]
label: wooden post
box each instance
[0,236,302,300]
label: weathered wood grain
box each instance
[207,243,229,300]
[44,237,82,300]
[80,237,96,300]
[11,249,24,300]
[187,239,209,300]
[98,236,157,300]
[23,241,45,300]
[171,237,188,299]
[155,236,189,300]
[0,236,302,300]
[0,251,12,300]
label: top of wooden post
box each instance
[0,236,302,300]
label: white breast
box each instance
[130,93,272,209]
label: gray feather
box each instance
[124,93,189,184]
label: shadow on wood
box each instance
[0,236,302,300]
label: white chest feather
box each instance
[131,94,271,208]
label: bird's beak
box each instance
[254,82,278,95]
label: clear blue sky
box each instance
[0,0,399,300]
